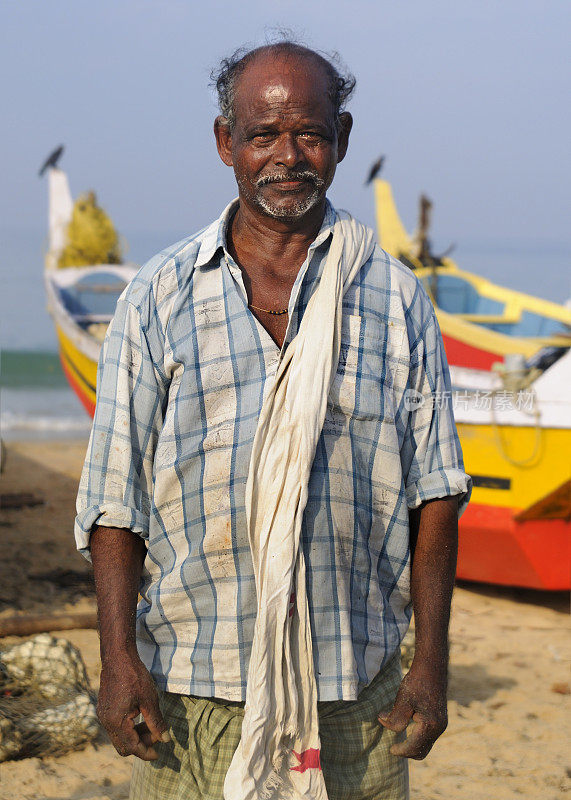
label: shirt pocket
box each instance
[327,314,405,423]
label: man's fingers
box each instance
[389,715,442,760]
[378,667,449,759]
[100,707,159,761]
[378,698,414,733]
[130,738,159,761]
[135,721,156,749]
[140,702,171,744]
[109,717,160,761]
[96,661,169,759]
[389,724,433,760]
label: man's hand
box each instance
[378,495,458,759]
[90,526,170,760]
[97,650,170,761]
[378,658,448,759]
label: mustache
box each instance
[256,170,325,189]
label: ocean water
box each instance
[0,351,92,441]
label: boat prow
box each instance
[45,264,139,415]
[41,150,139,417]
[374,178,571,370]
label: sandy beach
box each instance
[0,438,569,800]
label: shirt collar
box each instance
[194,198,337,269]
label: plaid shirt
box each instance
[75,200,471,701]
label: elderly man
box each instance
[76,41,470,800]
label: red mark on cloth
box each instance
[290,748,322,772]
[288,592,296,617]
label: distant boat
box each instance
[42,150,138,416]
[374,179,571,370]
[374,178,571,590]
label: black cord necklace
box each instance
[248,303,289,316]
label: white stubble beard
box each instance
[236,173,325,221]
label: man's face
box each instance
[215,53,351,222]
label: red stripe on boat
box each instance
[442,335,501,371]
[458,503,570,590]
[60,356,96,418]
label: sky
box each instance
[1,0,570,351]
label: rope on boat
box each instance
[491,388,543,468]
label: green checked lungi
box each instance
[130,653,409,800]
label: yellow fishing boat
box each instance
[374,178,571,590]
[374,179,571,371]
[41,148,138,416]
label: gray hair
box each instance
[211,39,356,131]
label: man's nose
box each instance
[274,133,304,168]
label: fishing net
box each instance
[57,190,122,268]
[0,633,99,761]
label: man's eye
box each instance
[252,133,275,143]
[299,132,323,141]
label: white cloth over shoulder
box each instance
[224,213,375,800]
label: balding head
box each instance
[212,41,356,131]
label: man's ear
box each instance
[336,112,353,164]
[214,116,234,166]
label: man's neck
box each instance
[228,198,326,280]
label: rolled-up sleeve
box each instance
[400,293,472,516]
[74,298,167,560]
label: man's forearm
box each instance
[378,495,458,758]
[90,526,168,759]
[90,525,147,664]
[409,496,458,669]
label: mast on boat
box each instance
[39,146,73,271]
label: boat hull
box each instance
[457,421,571,590]
[44,262,138,419]
[458,504,570,590]
[56,325,98,417]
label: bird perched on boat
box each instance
[364,154,385,185]
[38,145,64,177]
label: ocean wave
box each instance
[1,411,92,433]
